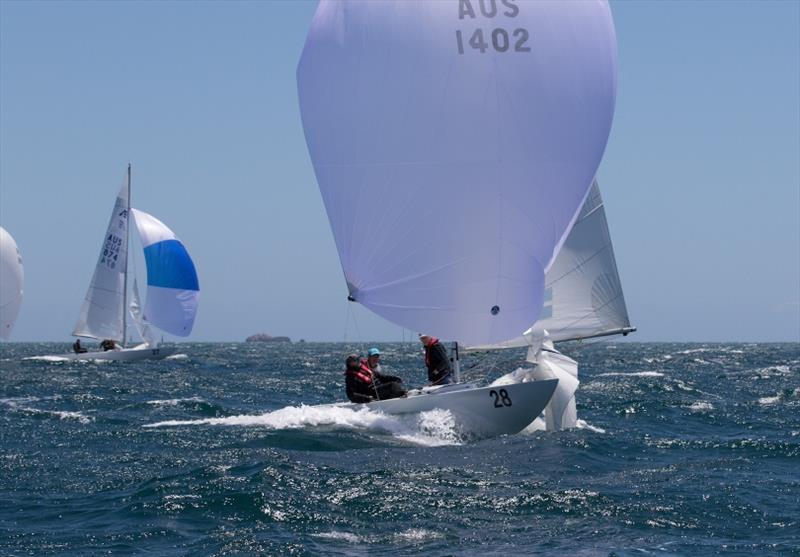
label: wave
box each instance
[597,371,664,377]
[575,420,606,433]
[0,396,93,423]
[146,396,206,407]
[689,401,714,412]
[143,404,463,447]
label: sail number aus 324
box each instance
[489,389,513,408]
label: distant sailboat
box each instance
[40,165,199,361]
[297,0,619,437]
[0,226,24,339]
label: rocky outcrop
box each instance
[245,333,291,343]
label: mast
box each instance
[452,342,461,383]
[122,163,131,348]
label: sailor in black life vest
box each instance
[344,353,406,403]
[419,334,453,385]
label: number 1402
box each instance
[456,28,530,54]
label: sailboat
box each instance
[42,165,199,361]
[0,226,24,339]
[466,180,635,431]
[296,1,619,437]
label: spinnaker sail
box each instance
[131,208,199,337]
[297,0,618,345]
[0,226,24,339]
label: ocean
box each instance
[0,342,798,556]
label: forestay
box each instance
[297,0,618,345]
[131,209,199,337]
[0,226,24,339]
[73,181,130,341]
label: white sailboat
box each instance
[297,0,619,437]
[0,226,24,339]
[41,166,199,361]
[468,180,635,431]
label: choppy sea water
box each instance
[0,342,798,556]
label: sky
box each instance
[0,0,798,343]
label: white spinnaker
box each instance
[0,226,24,339]
[73,180,129,341]
[131,209,199,337]
[129,278,157,347]
[297,0,618,346]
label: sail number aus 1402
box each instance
[455,0,530,55]
[490,389,512,408]
[456,28,530,54]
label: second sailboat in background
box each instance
[36,165,199,361]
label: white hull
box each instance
[355,379,559,438]
[33,344,178,362]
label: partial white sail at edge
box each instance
[0,226,24,339]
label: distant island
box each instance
[245,333,291,343]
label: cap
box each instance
[367,347,381,357]
[345,354,360,368]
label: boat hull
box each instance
[34,344,179,362]
[364,379,559,438]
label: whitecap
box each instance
[689,402,713,412]
[144,403,462,447]
[166,353,188,360]
[313,531,365,543]
[393,528,443,542]
[597,371,664,377]
[758,395,781,405]
[575,420,606,433]
[146,397,205,407]
[1,398,92,423]
[22,355,70,362]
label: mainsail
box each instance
[73,179,130,341]
[297,0,618,346]
[0,226,24,339]
[131,209,199,337]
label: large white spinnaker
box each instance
[297,0,618,346]
[0,226,24,339]
[73,180,130,341]
[131,209,198,337]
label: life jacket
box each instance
[424,337,440,368]
[345,362,374,385]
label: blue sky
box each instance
[1,0,798,343]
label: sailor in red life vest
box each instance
[344,353,406,403]
[419,334,453,385]
[363,347,405,389]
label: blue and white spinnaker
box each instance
[131,209,199,337]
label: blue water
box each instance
[1,342,798,556]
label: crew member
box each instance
[419,334,452,385]
[344,353,406,403]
